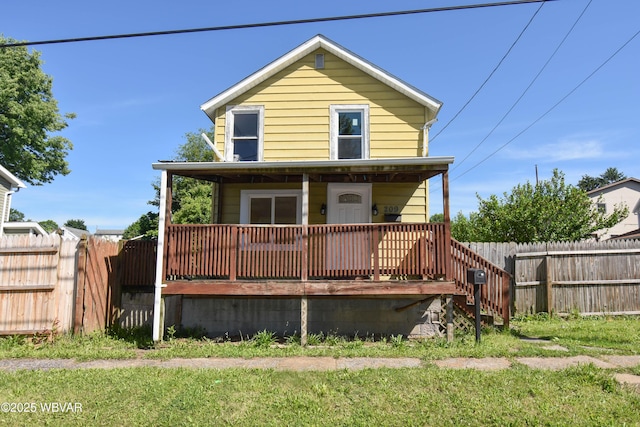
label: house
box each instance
[2,221,48,236]
[150,35,510,342]
[57,225,91,240]
[94,229,125,242]
[0,165,26,235]
[588,178,640,240]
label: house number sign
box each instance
[384,206,400,213]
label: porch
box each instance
[150,157,510,341]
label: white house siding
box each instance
[588,179,640,239]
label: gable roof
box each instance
[586,177,640,195]
[0,164,26,189]
[200,34,443,122]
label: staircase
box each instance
[449,239,511,328]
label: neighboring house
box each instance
[588,177,640,240]
[611,228,640,240]
[150,35,509,341]
[0,165,26,235]
[2,221,48,236]
[58,225,91,240]
[95,229,124,242]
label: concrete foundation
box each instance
[118,292,445,339]
[179,296,443,339]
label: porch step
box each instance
[452,295,494,326]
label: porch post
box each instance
[301,173,309,345]
[441,170,452,280]
[152,170,170,342]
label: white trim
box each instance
[153,156,455,172]
[240,189,303,224]
[0,164,26,189]
[330,105,370,160]
[152,170,168,342]
[200,34,442,120]
[224,105,265,162]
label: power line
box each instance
[450,0,593,173]
[430,0,548,143]
[0,0,554,48]
[452,27,640,181]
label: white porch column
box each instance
[152,170,168,342]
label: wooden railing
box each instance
[164,223,450,282]
[450,238,511,327]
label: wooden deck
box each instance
[162,279,459,296]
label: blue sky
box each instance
[2,0,638,230]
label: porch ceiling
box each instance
[152,157,454,184]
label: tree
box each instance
[39,220,59,233]
[149,128,215,222]
[471,169,628,243]
[429,212,477,242]
[577,167,626,192]
[0,36,75,185]
[9,208,24,222]
[123,212,158,239]
[64,219,87,230]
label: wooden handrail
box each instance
[163,223,450,282]
[450,238,511,326]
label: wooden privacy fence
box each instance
[0,235,157,336]
[74,236,120,334]
[0,235,77,335]
[464,240,640,315]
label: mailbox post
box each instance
[467,268,486,343]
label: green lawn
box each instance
[0,316,639,426]
[1,315,638,361]
[1,364,639,426]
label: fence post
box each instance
[545,254,553,315]
[73,236,88,334]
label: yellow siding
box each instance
[372,182,428,223]
[214,48,433,224]
[214,49,427,162]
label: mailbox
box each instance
[467,268,486,285]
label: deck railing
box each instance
[164,223,449,281]
[450,238,511,327]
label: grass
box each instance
[0,315,638,361]
[0,316,638,426]
[0,364,638,426]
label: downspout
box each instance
[0,190,16,235]
[421,118,437,158]
[421,118,437,221]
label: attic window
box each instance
[315,53,325,69]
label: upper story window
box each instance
[225,105,264,161]
[330,105,369,160]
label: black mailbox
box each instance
[467,268,486,285]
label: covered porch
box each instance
[151,157,460,341]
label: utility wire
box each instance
[452,27,640,182]
[0,0,554,48]
[450,0,593,173]
[430,0,548,143]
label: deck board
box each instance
[162,280,459,296]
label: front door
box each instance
[326,183,372,274]
[326,183,371,224]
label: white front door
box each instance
[326,183,371,224]
[326,183,372,274]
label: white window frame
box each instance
[330,104,370,160]
[240,190,303,224]
[225,105,265,162]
